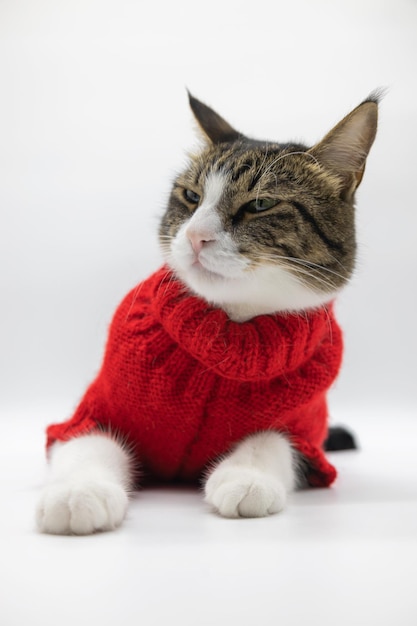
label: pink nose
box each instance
[187,230,215,255]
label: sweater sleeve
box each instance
[152,271,332,382]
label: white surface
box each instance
[1,410,417,626]
[1,1,417,625]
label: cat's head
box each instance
[160,92,378,320]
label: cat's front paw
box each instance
[36,479,129,535]
[204,466,287,518]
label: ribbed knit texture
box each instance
[46,267,343,486]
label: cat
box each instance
[36,92,378,534]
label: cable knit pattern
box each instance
[152,275,330,381]
[46,267,343,486]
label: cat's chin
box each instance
[170,262,340,322]
[173,261,241,302]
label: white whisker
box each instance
[248,252,348,283]
[249,258,337,292]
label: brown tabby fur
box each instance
[160,93,378,296]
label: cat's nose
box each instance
[187,230,215,255]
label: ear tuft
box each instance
[187,91,243,144]
[309,93,380,195]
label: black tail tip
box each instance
[324,426,358,452]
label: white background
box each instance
[1,1,416,625]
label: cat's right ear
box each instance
[188,92,243,144]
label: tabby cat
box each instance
[36,92,378,534]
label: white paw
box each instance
[204,466,287,518]
[36,479,129,535]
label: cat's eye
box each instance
[184,189,201,204]
[245,198,278,213]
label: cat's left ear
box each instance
[188,92,243,144]
[308,93,380,198]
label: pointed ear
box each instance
[309,94,379,198]
[188,91,243,144]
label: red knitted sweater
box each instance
[46,267,343,487]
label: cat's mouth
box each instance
[191,259,226,281]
